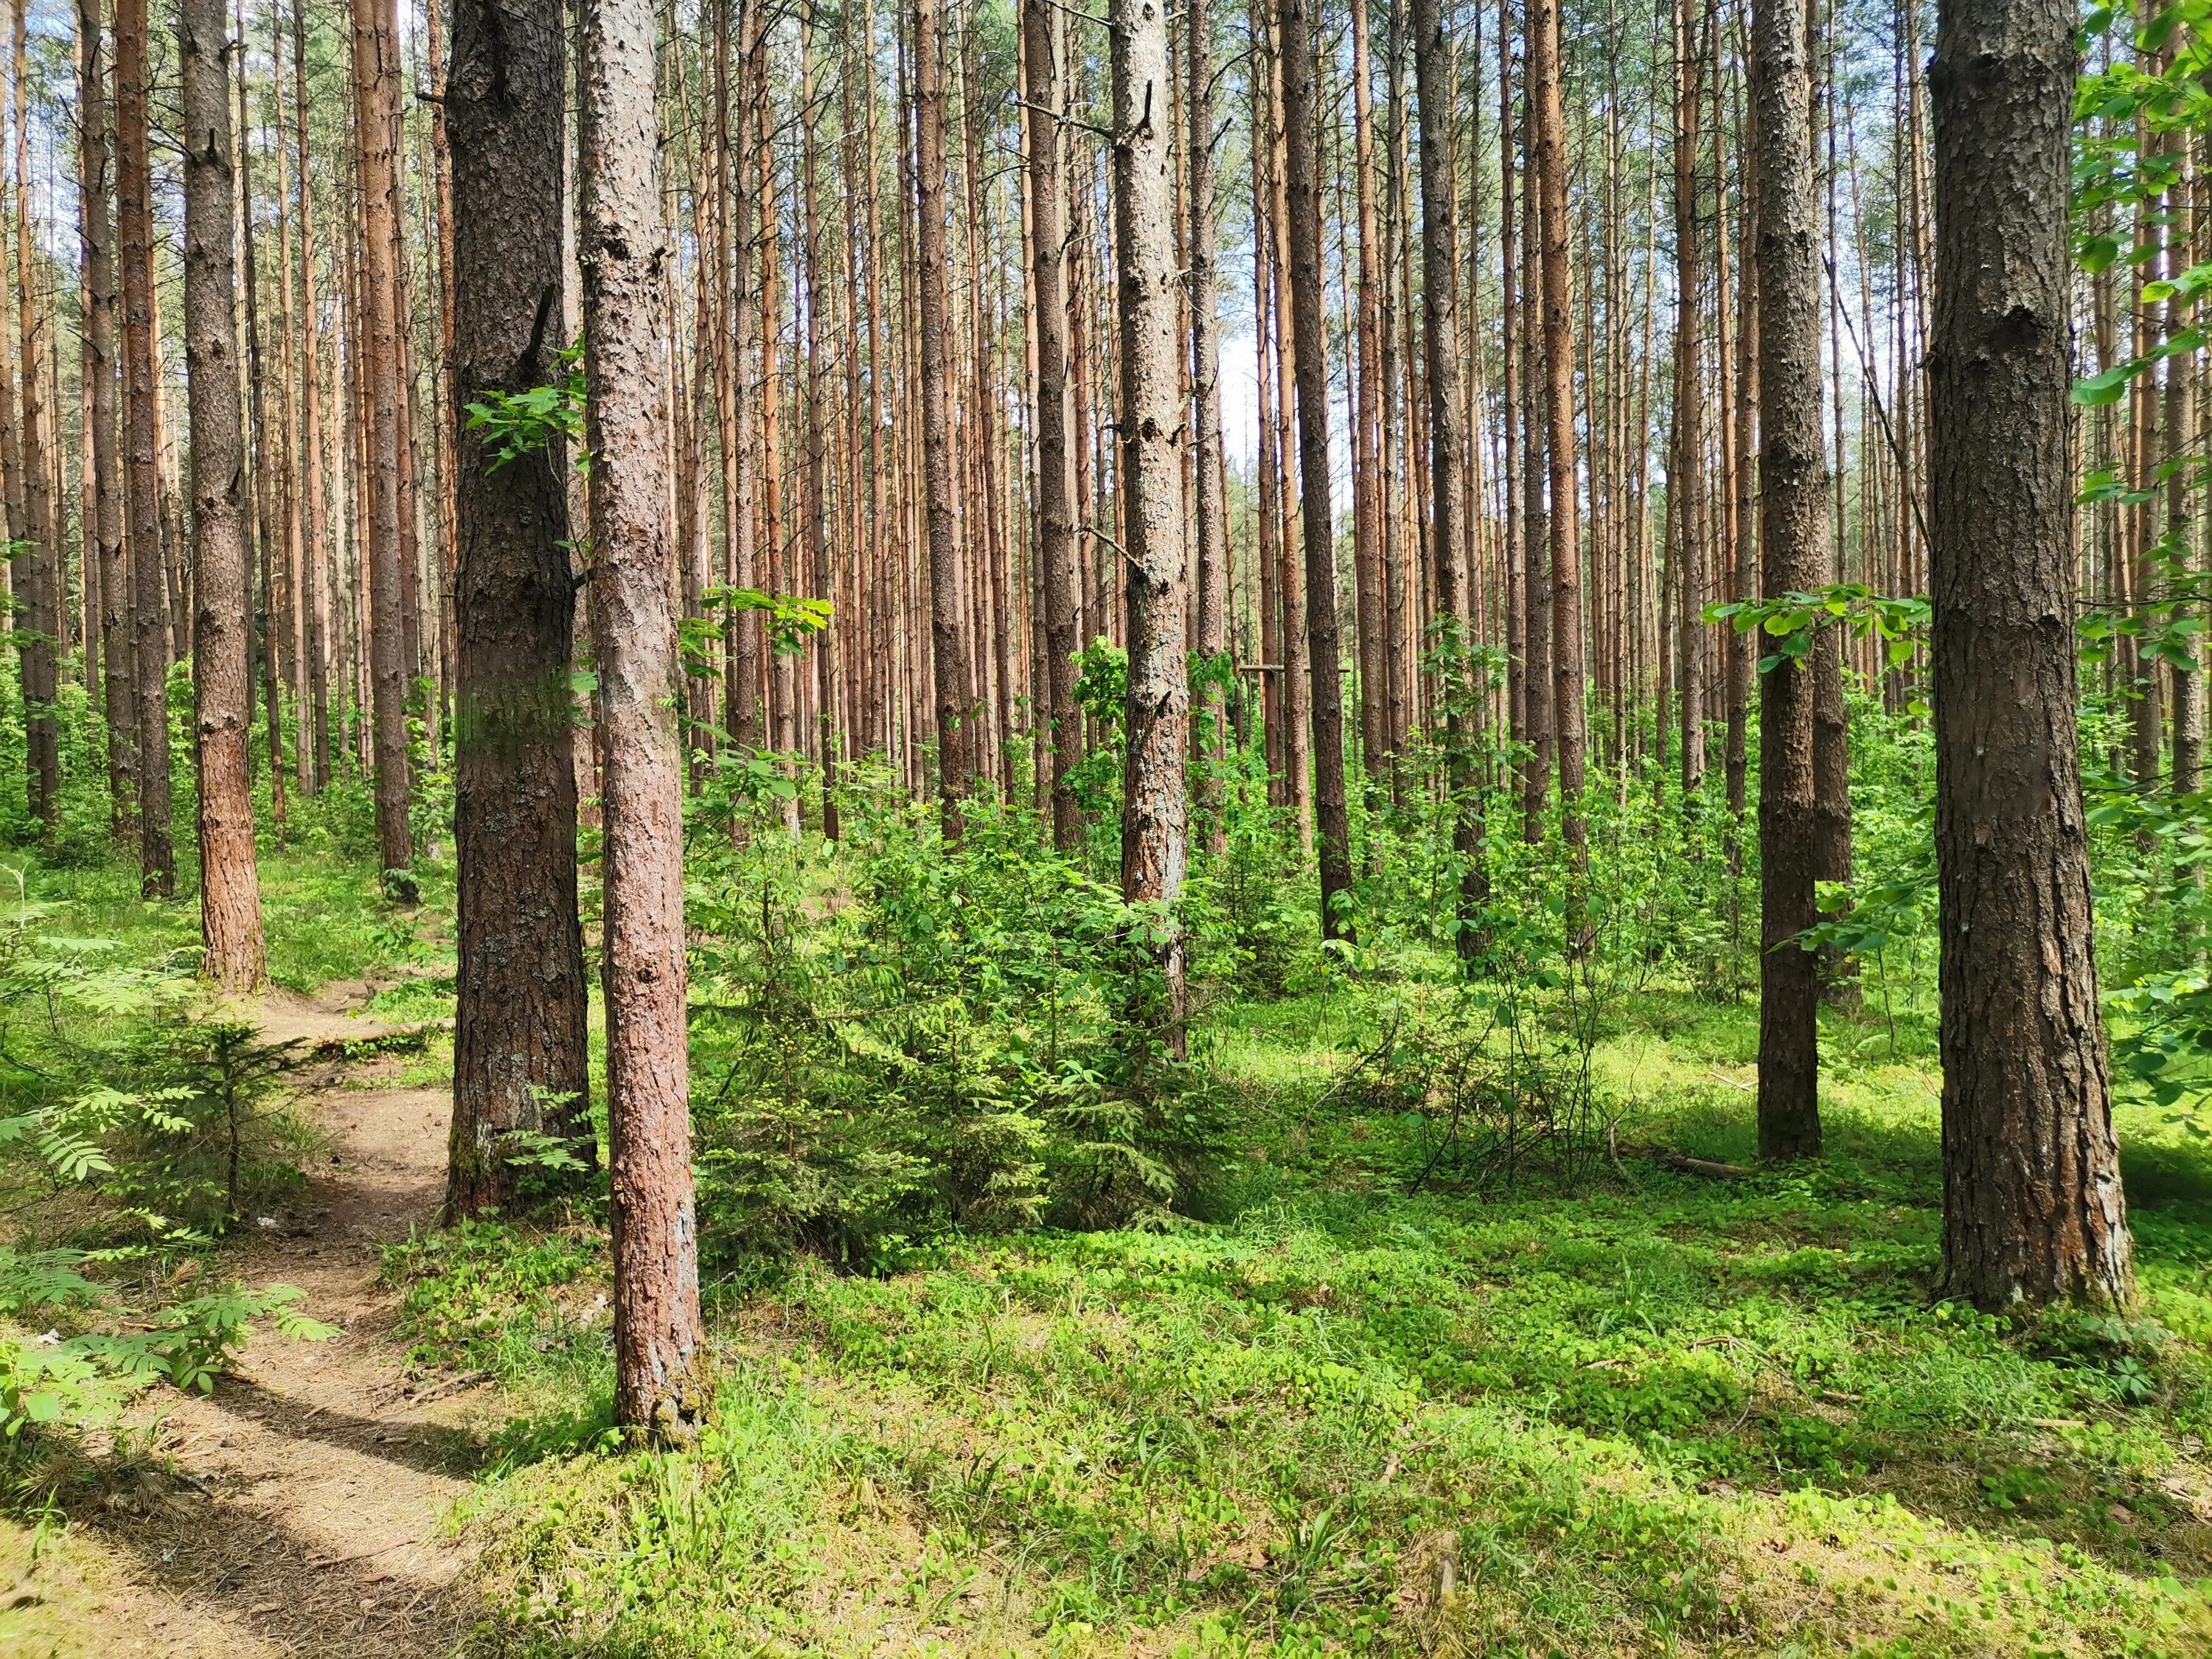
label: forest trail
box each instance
[3,983,484,1659]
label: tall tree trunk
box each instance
[1529,0,1586,896]
[1751,0,1823,1158]
[1278,0,1353,940]
[116,0,173,897]
[1349,0,1386,787]
[80,0,133,844]
[234,19,286,840]
[1668,0,1704,799]
[580,0,709,1441]
[1023,0,1083,852]
[1113,0,1192,1040]
[1930,0,2132,1309]
[297,0,331,792]
[1415,0,1485,956]
[917,0,973,832]
[180,0,266,990]
[351,0,413,887]
[12,0,52,837]
[1189,0,1230,857]
[446,0,593,1217]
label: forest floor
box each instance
[0,979,493,1658]
[4,852,2212,1655]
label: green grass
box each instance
[424,990,2212,1658]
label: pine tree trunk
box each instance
[1415,0,1485,956]
[917,0,973,832]
[80,0,133,845]
[1530,0,1586,897]
[1278,0,1352,940]
[179,0,266,990]
[1930,0,2132,1310]
[447,0,593,1218]
[116,0,173,897]
[296,0,331,792]
[1751,0,1823,1158]
[1023,0,1084,852]
[579,0,710,1440]
[1113,0,1192,1039]
[1188,0,1230,857]
[350,0,414,887]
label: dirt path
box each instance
[1,984,488,1659]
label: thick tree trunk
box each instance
[446,0,593,1219]
[1023,0,1083,854]
[1113,0,1192,1040]
[1415,0,1485,956]
[116,0,173,897]
[79,0,133,845]
[350,0,413,886]
[179,0,265,991]
[917,0,973,834]
[1752,0,1824,1158]
[1277,0,1353,940]
[580,0,710,1441]
[1930,0,2132,1310]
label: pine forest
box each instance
[0,0,2201,1648]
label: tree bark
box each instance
[446,0,594,1218]
[1113,0,1192,1040]
[1277,0,1353,939]
[79,0,133,846]
[917,0,973,834]
[116,0,173,897]
[580,0,710,1440]
[179,0,266,990]
[1752,0,1823,1158]
[350,0,414,886]
[1023,0,1083,853]
[1528,0,1586,895]
[1188,0,1230,857]
[1415,0,1485,956]
[1930,0,2132,1309]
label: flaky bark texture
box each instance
[446,0,592,1218]
[1113,0,1191,1040]
[179,0,265,990]
[1277,0,1353,941]
[1023,0,1083,854]
[1752,0,1823,1159]
[1930,0,2132,1310]
[580,0,709,1441]
[116,0,172,898]
[916,0,973,835]
[350,0,412,884]
[78,0,132,846]
[1413,0,1484,957]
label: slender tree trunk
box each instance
[1930,0,2132,1310]
[1669,0,1704,799]
[116,0,173,896]
[234,22,287,839]
[11,0,52,836]
[1416,0,1485,956]
[1278,0,1353,939]
[917,0,973,831]
[1752,0,1823,1158]
[580,0,709,1441]
[1529,0,1586,897]
[446,0,593,1218]
[350,0,414,886]
[297,0,331,791]
[1024,0,1084,852]
[180,0,266,990]
[1189,0,1230,857]
[80,0,133,844]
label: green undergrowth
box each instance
[413,987,2212,1658]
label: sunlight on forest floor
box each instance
[8,846,2212,1656]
